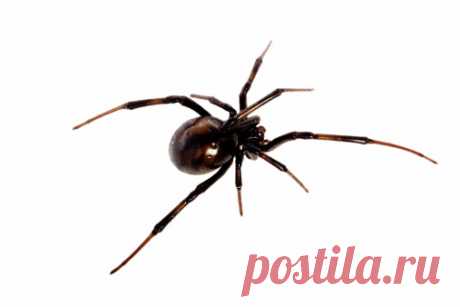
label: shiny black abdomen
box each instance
[169,116,238,174]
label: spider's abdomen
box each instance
[169,116,237,175]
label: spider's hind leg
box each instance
[73,96,210,130]
[109,159,233,274]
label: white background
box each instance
[1,0,459,306]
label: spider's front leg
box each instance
[245,144,309,194]
[239,41,272,111]
[260,132,437,164]
[73,95,210,130]
[237,88,313,119]
[110,159,233,274]
[237,43,313,117]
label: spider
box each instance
[73,42,437,274]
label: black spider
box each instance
[73,42,436,274]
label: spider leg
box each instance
[246,144,309,194]
[239,41,272,111]
[109,159,233,274]
[190,94,236,118]
[73,95,210,130]
[235,149,244,216]
[237,88,313,119]
[260,131,437,164]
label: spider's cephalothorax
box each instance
[73,41,437,274]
